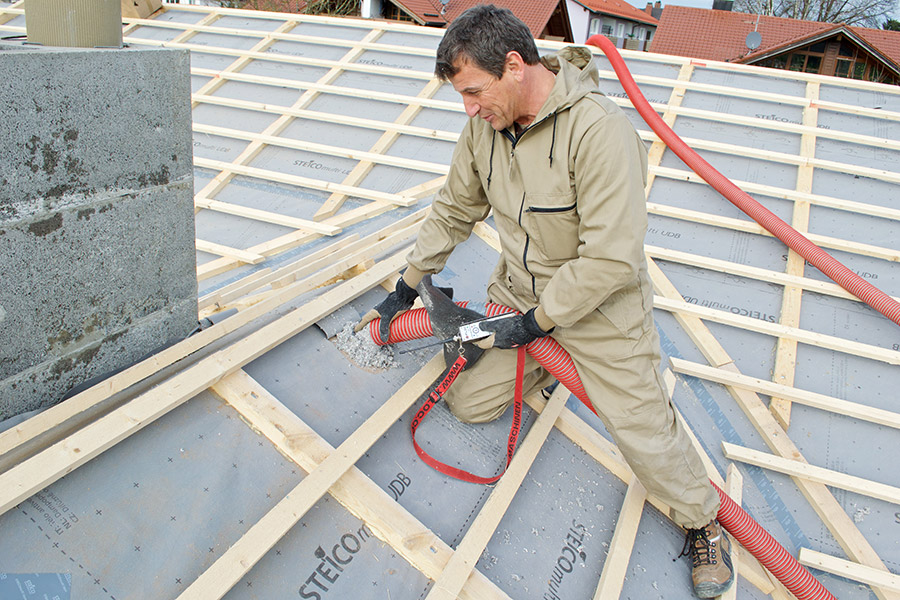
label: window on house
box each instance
[764,46,895,83]
[383,3,414,21]
[804,55,821,73]
[589,18,601,35]
[868,65,883,82]
[767,56,788,69]
[808,41,826,53]
[834,59,851,77]
[786,52,823,74]
[602,24,613,35]
[838,42,855,57]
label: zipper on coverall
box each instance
[501,112,555,300]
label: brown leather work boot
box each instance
[679,519,734,598]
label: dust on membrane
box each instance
[333,323,396,371]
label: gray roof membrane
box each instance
[0,4,898,600]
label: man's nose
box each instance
[463,97,480,118]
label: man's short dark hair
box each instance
[435,5,541,81]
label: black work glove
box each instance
[355,277,454,343]
[354,276,419,343]
[474,308,554,350]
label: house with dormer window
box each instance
[565,0,659,47]
[362,0,575,41]
[650,6,900,85]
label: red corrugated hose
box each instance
[368,307,835,599]
[586,34,900,328]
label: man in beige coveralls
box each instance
[356,5,733,597]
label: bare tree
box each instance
[301,0,358,15]
[734,0,898,26]
[734,0,774,16]
[208,0,359,15]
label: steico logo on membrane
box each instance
[298,524,373,599]
[0,573,71,599]
[543,520,589,600]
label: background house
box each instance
[650,6,900,84]
[566,0,659,47]
[362,0,659,48]
[362,0,574,40]
[196,0,658,48]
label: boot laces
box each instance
[678,526,719,568]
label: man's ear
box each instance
[505,51,526,80]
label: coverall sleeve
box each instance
[407,119,492,274]
[540,107,649,328]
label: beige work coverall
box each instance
[407,46,719,528]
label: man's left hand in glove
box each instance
[474,306,555,349]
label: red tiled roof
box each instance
[390,0,449,25]
[852,26,900,66]
[390,0,564,38]
[739,21,843,61]
[650,6,900,70]
[572,0,658,26]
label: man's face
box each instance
[449,57,519,131]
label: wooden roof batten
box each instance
[0,2,898,599]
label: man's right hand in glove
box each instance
[354,267,429,343]
[354,275,418,343]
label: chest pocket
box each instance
[525,191,579,262]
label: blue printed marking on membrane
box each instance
[657,325,811,552]
[0,573,71,599]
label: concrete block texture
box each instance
[0,45,197,419]
[0,44,193,222]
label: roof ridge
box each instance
[574,0,659,25]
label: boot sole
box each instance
[694,573,735,599]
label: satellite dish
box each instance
[745,31,762,50]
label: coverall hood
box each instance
[537,46,601,117]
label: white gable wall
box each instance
[361,0,384,19]
[564,2,657,48]
[566,0,592,44]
